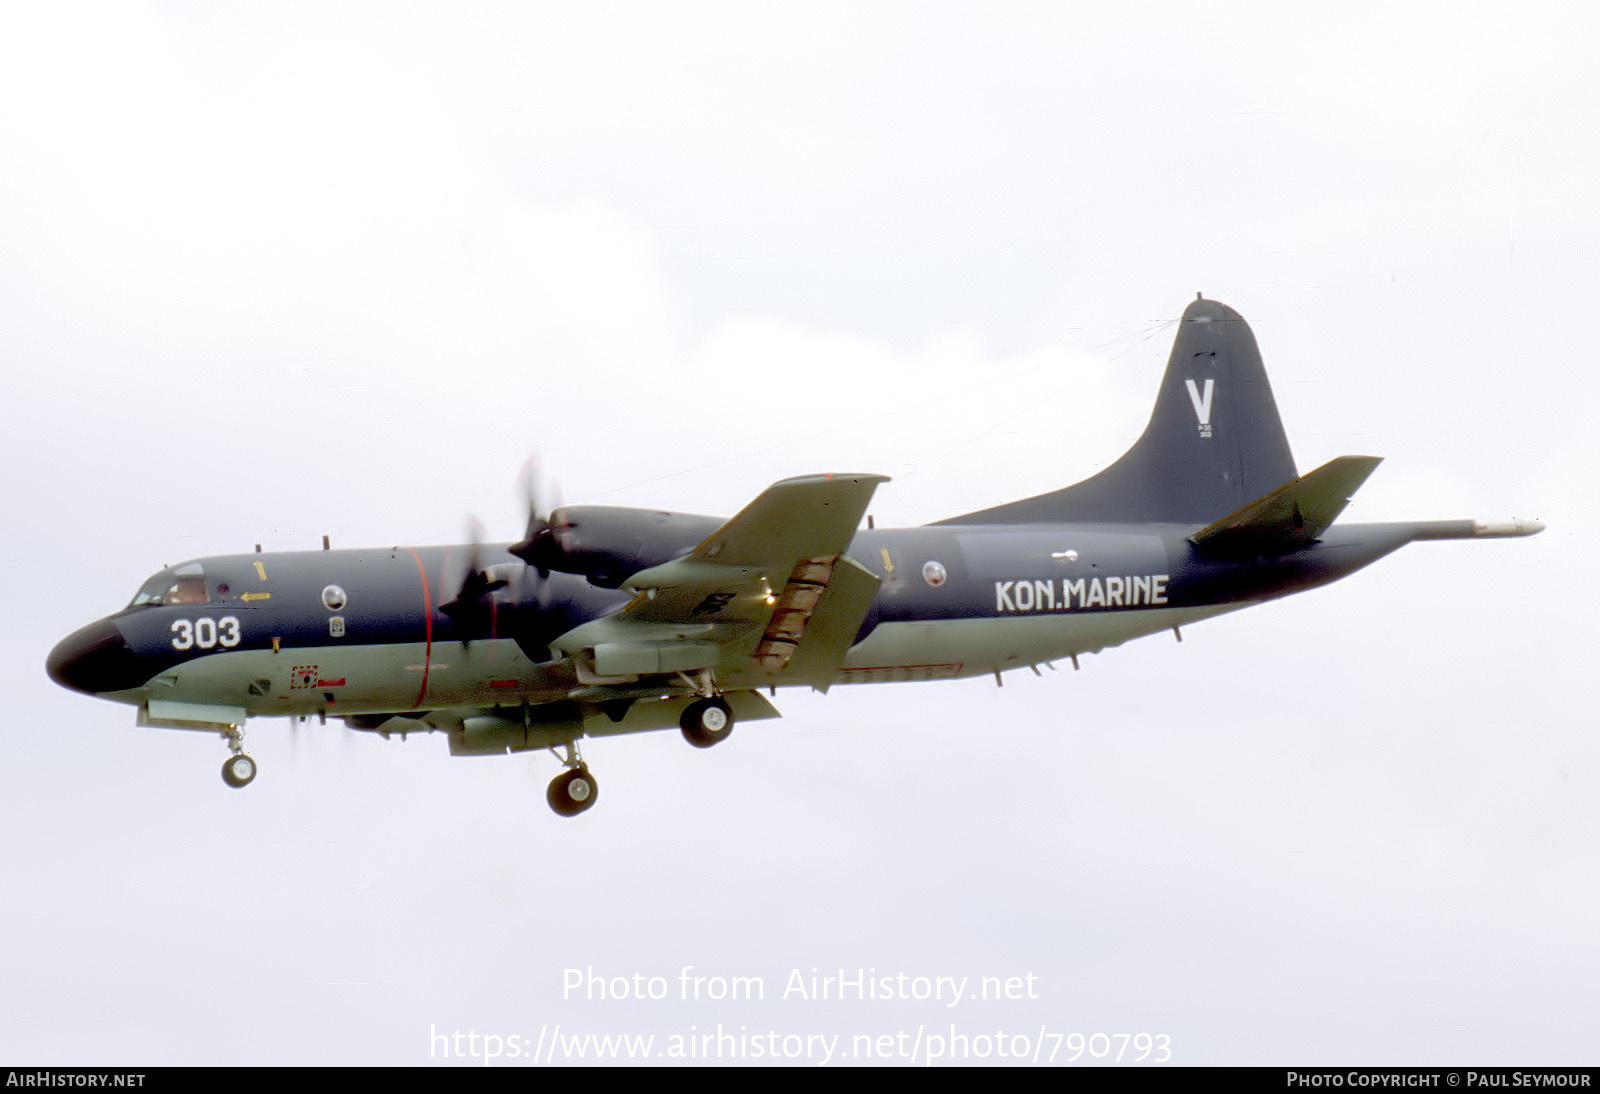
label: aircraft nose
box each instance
[47,618,146,696]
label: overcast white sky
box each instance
[2,1,1594,1067]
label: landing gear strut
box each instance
[546,739,598,817]
[220,726,257,789]
[680,696,734,748]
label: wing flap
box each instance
[777,555,880,690]
[1190,455,1383,557]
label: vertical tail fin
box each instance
[938,297,1298,526]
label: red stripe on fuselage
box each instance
[406,548,433,708]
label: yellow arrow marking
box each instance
[880,548,894,575]
[241,591,272,602]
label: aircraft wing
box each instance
[550,474,888,691]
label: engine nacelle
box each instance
[514,506,724,588]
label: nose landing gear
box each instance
[220,726,257,788]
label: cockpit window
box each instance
[162,576,209,604]
[128,563,209,608]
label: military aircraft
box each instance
[47,297,1542,816]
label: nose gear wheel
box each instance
[221,752,256,788]
[220,726,257,788]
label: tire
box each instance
[679,697,734,749]
[222,753,257,789]
[547,766,599,817]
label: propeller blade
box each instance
[440,516,508,644]
[510,456,564,571]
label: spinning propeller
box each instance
[439,516,510,644]
[509,456,566,574]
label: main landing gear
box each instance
[542,695,738,816]
[680,696,734,748]
[220,726,257,789]
[546,739,598,818]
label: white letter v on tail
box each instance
[1185,378,1214,426]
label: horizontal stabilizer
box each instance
[1189,455,1383,557]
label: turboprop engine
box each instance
[511,506,724,589]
